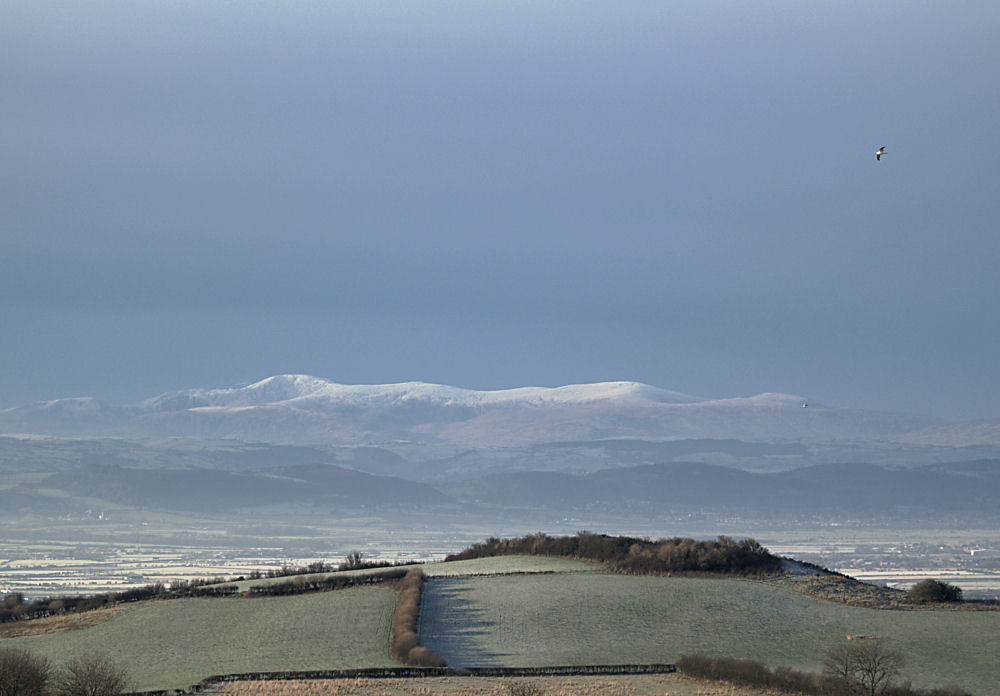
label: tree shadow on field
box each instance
[420,578,506,668]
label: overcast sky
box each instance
[2,1,998,420]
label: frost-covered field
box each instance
[208,674,772,696]
[217,555,600,592]
[0,587,397,691]
[419,574,999,694]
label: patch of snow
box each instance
[141,376,702,412]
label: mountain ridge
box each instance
[3,374,998,447]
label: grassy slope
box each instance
[1,588,397,691]
[5,554,992,693]
[0,556,594,691]
[419,573,998,694]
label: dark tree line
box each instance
[0,578,250,623]
[1,557,422,624]
[678,653,972,696]
[0,568,413,622]
[247,568,411,597]
[1,586,169,624]
[446,532,783,575]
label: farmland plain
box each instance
[1,587,397,691]
[419,573,999,694]
[4,506,1000,599]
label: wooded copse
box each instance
[445,532,783,575]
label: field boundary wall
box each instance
[463,664,677,676]
[124,664,678,696]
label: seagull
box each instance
[875,146,886,161]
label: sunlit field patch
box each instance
[419,573,998,694]
[0,587,398,691]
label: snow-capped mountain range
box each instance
[1,374,998,447]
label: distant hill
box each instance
[3,462,450,514]
[2,425,997,522]
[4,374,981,448]
[441,460,1000,516]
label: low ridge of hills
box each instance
[2,375,999,524]
[443,459,1000,515]
[0,460,448,515]
[3,451,997,522]
[4,373,999,447]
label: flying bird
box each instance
[875,146,886,161]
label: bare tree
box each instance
[824,640,858,687]
[342,552,365,570]
[0,647,50,696]
[53,654,129,696]
[824,639,904,696]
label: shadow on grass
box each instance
[419,578,506,668]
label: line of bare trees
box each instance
[678,642,973,696]
[2,558,421,624]
[0,648,128,696]
[246,568,410,597]
[445,532,783,575]
[389,568,446,668]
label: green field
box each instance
[218,554,599,592]
[421,555,601,577]
[419,573,999,694]
[0,555,597,692]
[4,555,997,694]
[1,587,397,691]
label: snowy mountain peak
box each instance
[139,376,700,412]
[139,374,329,411]
[1,375,969,447]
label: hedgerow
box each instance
[446,532,782,576]
[389,569,446,667]
[677,654,974,696]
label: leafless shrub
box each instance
[503,679,544,696]
[0,647,50,696]
[53,653,129,696]
[405,646,447,667]
[825,638,904,696]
